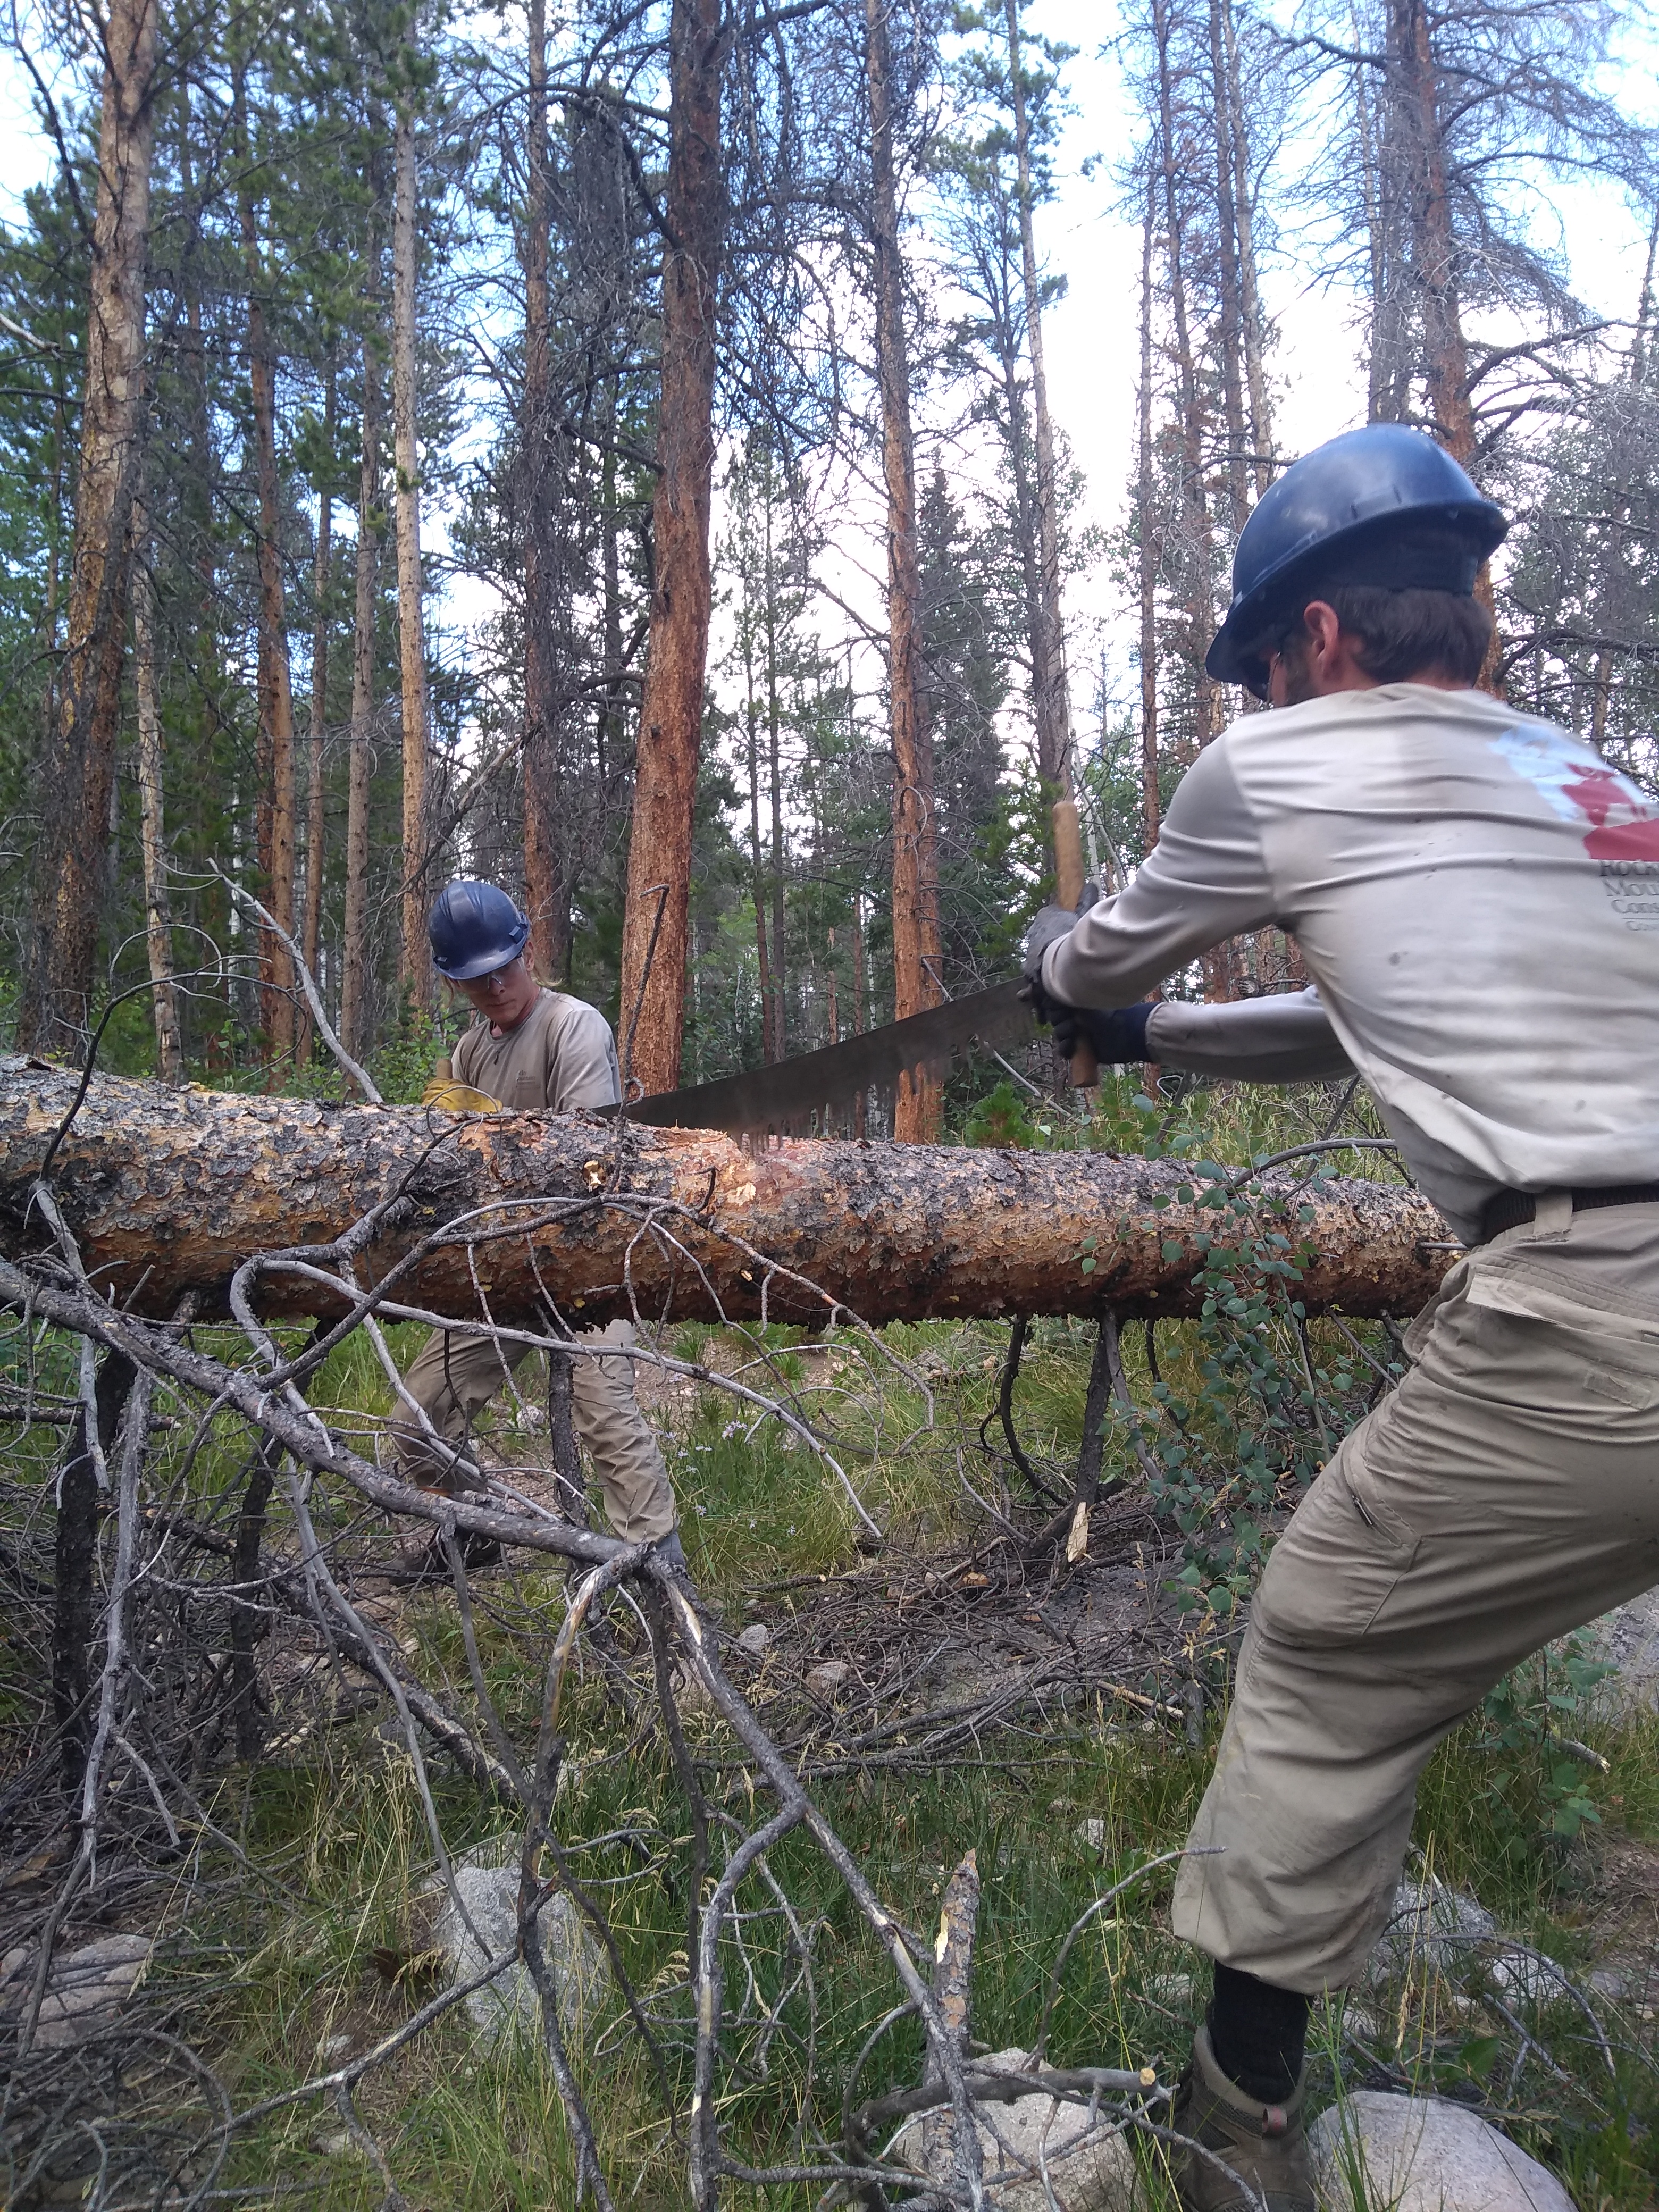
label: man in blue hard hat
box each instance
[390,879,684,1570]
[1024,424,1659,2209]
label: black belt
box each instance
[1479,1183,1659,1244]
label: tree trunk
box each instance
[1137,174,1160,854]
[393,103,433,1015]
[16,0,158,1057]
[1151,0,1218,761]
[618,0,724,1095]
[766,489,787,1065]
[1207,0,1251,539]
[131,519,184,1084]
[341,339,381,1063]
[301,352,335,1063]
[1220,0,1274,490]
[240,117,299,1071]
[867,0,942,1142]
[522,0,563,979]
[1004,0,1074,805]
[0,1063,1452,1327]
[747,690,775,1061]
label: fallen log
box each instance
[0,1058,1453,1325]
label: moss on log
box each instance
[0,1058,1453,1325]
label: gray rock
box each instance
[1371,1878,1495,1981]
[1075,1817,1108,1854]
[1486,1948,1572,2007]
[1587,1583,1659,1705]
[1311,2092,1574,2212]
[805,1659,849,1698]
[737,1622,770,1657]
[429,1848,610,2050]
[15,1933,154,2049]
[892,2047,1136,2212]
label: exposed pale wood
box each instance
[0,1062,1452,1327]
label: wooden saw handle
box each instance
[1051,800,1098,1086]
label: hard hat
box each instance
[426,879,530,981]
[1206,424,1507,693]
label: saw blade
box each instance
[609,978,1038,1136]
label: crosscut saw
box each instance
[616,800,1093,1136]
[616,977,1038,1136]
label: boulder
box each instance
[0,1933,154,2050]
[428,1846,610,2050]
[891,2047,1137,2212]
[1371,1878,1495,1981]
[1310,2091,1576,2212]
[1587,1583,1659,1705]
[737,1622,770,1657]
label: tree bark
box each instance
[131,520,184,1084]
[301,352,335,1063]
[1219,0,1275,491]
[1151,0,1218,761]
[1207,0,1251,539]
[16,0,159,1057]
[1137,173,1161,854]
[1003,0,1073,806]
[766,486,787,1066]
[522,0,564,980]
[341,338,381,1063]
[618,0,724,1095]
[393,103,433,1015]
[867,0,942,1142]
[0,1063,1452,1327]
[240,112,299,1070]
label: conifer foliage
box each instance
[0,0,1650,1094]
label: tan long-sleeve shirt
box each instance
[1044,683,1659,1245]
[453,988,621,1112]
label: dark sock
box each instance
[1206,1963,1310,2104]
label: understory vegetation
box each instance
[4,1074,1658,2208]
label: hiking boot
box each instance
[1168,2022,1314,2212]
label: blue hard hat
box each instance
[427,879,530,981]
[1206,424,1508,693]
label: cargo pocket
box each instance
[1253,1429,1420,1650]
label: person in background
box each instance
[390,878,684,1570]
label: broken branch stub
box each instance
[0,1060,1452,1325]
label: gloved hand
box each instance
[1050,1001,1155,1067]
[1020,883,1101,1025]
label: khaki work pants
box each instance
[389,1321,677,1545]
[1173,1204,1659,1993]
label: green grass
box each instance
[142,1305,1659,2210]
[10,1079,1657,2207]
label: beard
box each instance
[1273,636,1320,706]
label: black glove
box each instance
[1050,1001,1155,1067]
